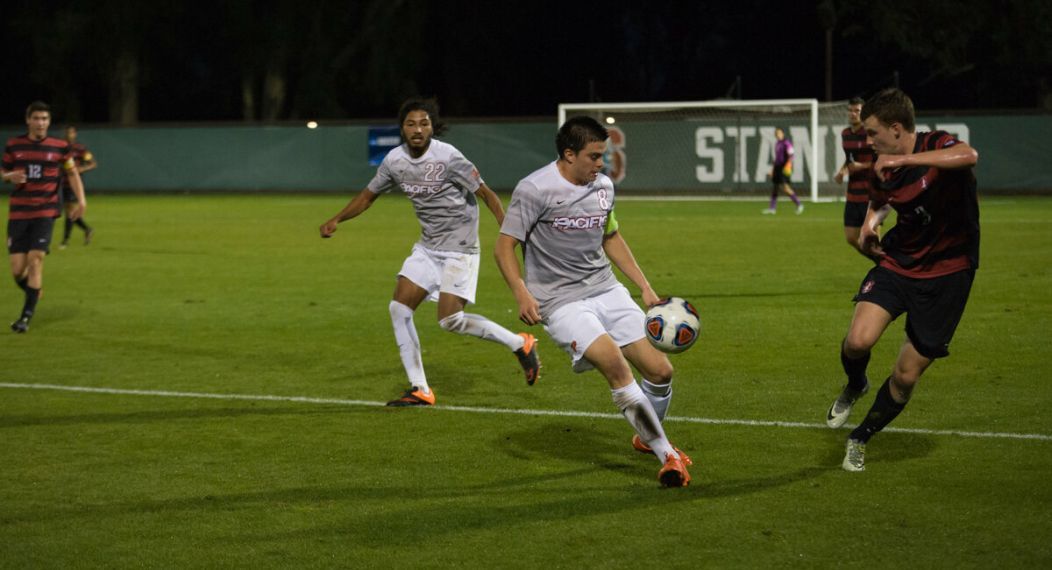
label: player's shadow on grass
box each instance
[499,421,645,475]
[32,303,81,325]
[497,421,830,497]
[819,428,936,466]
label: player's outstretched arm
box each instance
[602,231,660,307]
[494,233,541,325]
[875,142,977,177]
[319,188,380,238]
[475,182,505,227]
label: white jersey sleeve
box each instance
[446,149,484,194]
[367,154,399,194]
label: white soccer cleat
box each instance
[796,204,805,215]
[761,208,776,215]
[826,381,869,428]
[843,439,866,472]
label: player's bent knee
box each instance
[389,300,414,321]
[438,311,467,334]
[647,360,674,384]
[893,364,923,387]
[843,334,876,356]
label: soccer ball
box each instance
[644,297,701,354]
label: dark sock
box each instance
[21,286,41,320]
[849,377,906,443]
[76,219,91,232]
[840,343,871,391]
[15,277,30,292]
[790,193,801,206]
[64,218,74,241]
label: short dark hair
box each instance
[848,96,865,106]
[397,97,446,137]
[25,101,50,118]
[556,116,608,157]
[861,88,915,132]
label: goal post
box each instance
[557,99,849,201]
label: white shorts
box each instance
[543,285,646,373]
[397,244,480,304]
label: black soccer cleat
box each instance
[10,317,30,333]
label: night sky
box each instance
[2,1,1049,124]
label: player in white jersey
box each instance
[494,116,691,487]
[320,98,540,406]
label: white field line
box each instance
[2,382,1050,443]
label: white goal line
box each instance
[2,382,1049,443]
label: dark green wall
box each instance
[3,115,1050,192]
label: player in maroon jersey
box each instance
[834,97,879,258]
[824,88,979,471]
[59,125,96,248]
[2,101,87,333]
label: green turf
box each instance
[2,195,1051,567]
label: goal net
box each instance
[557,99,849,201]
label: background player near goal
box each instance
[834,97,878,258]
[58,125,96,248]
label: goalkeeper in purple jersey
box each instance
[762,127,804,215]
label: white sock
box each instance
[641,378,673,421]
[389,301,428,393]
[439,311,524,350]
[611,381,677,463]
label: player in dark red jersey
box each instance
[59,125,96,248]
[833,97,879,259]
[2,101,87,333]
[823,88,979,471]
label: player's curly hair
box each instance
[861,88,915,133]
[556,116,608,158]
[397,97,447,137]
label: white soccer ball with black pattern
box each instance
[644,297,701,354]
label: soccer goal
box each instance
[558,99,849,201]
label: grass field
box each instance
[2,194,1051,568]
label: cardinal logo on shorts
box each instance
[861,280,875,294]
